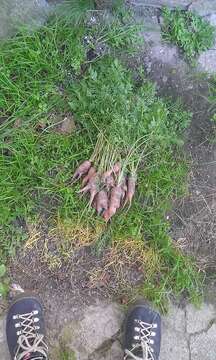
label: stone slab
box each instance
[59,302,124,359]
[186,303,216,334]
[191,323,216,360]
[0,0,49,39]
[160,304,189,360]
[131,0,216,15]
[130,0,188,8]
[89,340,124,360]
[190,1,216,16]
[0,317,10,360]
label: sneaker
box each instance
[124,304,161,360]
[6,294,48,360]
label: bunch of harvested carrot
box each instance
[71,159,137,222]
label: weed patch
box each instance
[0,264,9,297]
[162,7,215,61]
[0,11,202,307]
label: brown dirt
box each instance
[8,223,143,334]
[125,0,216,273]
[144,58,216,271]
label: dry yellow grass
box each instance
[23,217,161,285]
[49,216,106,253]
[24,223,41,251]
[87,236,162,290]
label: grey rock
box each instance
[160,320,189,359]
[0,0,49,39]
[205,13,216,27]
[160,304,189,360]
[108,341,124,360]
[0,317,10,360]
[90,340,124,360]
[59,302,124,360]
[196,13,216,74]
[147,43,180,66]
[186,303,216,334]
[143,30,161,45]
[129,0,188,9]
[162,303,186,333]
[190,1,216,17]
[190,323,216,360]
[160,329,189,360]
[130,0,216,15]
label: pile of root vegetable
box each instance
[71,135,137,222]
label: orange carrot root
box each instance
[124,174,136,207]
[78,174,97,194]
[109,185,123,210]
[72,160,91,182]
[120,177,127,202]
[96,190,108,215]
[103,185,123,222]
[89,187,97,205]
[103,210,110,222]
[103,208,117,222]
[82,167,96,187]
[79,174,99,205]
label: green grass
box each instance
[162,7,215,61]
[0,12,202,307]
[0,15,140,125]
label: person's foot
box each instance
[6,294,48,360]
[124,304,161,360]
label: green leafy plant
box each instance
[0,14,141,126]
[162,7,215,61]
[0,264,9,297]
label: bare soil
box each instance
[129,5,216,272]
[8,230,143,334]
[148,62,216,271]
[149,62,216,271]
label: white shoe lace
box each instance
[13,311,48,360]
[124,320,157,360]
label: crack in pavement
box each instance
[189,318,216,337]
[184,306,216,360]
[184,308,192,360]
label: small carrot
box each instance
[82,167,96,187]
[109,185,123,210]
[103,185,123,222]
[124,174,137,207]
[89,184,98,205]
[79,174,99,205]
[96,190,108,215]
[103,208,117,222]
[120,177,127,201]
[78,174,97,194]
[72,160,91,182]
